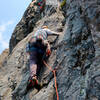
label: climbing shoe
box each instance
[27,76,42,91]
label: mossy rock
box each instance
[60,0,66,8]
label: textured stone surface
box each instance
[55,0,100,100]
[0,5,64,99]
[9,0,58,53]
[1,0,100,100]
[0,49,9,67]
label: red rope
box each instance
[43,61,59,100]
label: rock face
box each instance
[9,0,54,53]
[56,0,100,100]
[1,0,100,100]
[0,49,9,67]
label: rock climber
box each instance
[30,0,46,12]
[26,25,61,90]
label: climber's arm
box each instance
[44,29,61,36]
[44,40,51,56]
[43,40,50,50]
[49,31,61,36]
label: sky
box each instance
[0,0,31,54]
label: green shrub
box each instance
[60,0,66,8]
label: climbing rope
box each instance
[43,61,59,100]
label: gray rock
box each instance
[9,1,58,53]
[1,0,100,100]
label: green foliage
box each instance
[60,0,66,8]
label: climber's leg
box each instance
[27,52,39,88]
[30,63,37,78]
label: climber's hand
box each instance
[46,49,51,56]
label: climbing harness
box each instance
[43,61,59,100]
